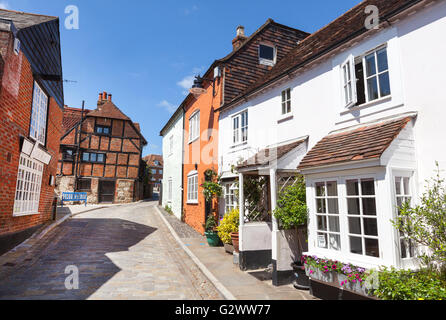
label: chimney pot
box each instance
[103,91,107,100]
[108,94,112,101]
[232,25,247,51]
[236,25,245,37]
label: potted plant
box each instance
[217,208,239,254]
[204,215,221,247]
[273,175,309,289]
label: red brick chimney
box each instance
[232,26,247,51]
[98,91,111,107]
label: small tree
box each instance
[393,163,446,272]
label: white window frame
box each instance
[258,43,276,66]
[392,170,417,264]
[341,55,357,108]
[232,110,248,146]
[362,46,391,103]
[340,45,391,109]
[281,88,292,115]
[189,111,200,143]
[314,180,341,252]
[223,182,238,215]
[30,81,48,146]
[13,153,44,217]
[187,171,198,204]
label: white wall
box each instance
[162,112,184,220]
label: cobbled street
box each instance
[0,201,222,300]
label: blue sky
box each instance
[1,0,361,157]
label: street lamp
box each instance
[189,75,216,98]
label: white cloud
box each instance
[177,75,195,90]
[157,100,177,114]
[0,2,10,9]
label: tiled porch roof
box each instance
[238,139,307,170]
[298,116,414,170]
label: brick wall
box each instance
[0,33,63,236]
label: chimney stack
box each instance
[232,25,247,51]
[98,91,112,107]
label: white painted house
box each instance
[160,108,184,220]
[217,0,446,285]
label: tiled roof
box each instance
[223,0,422,109]
[0,9,57,30]
[298,117,413,170]
[62,107,90,132]
[143,154,163,167]
[87,101,131,121]
[238,139,307,169]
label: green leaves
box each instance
[273,175,308,230]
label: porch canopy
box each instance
[235,137,308,272]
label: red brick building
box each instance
[0,10,64,254]
[143,154,163,192]
[56,92,147,204]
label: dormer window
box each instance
[259,44,276,66]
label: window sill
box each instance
[341,96,392,115]
[278,113,294,124]
[13,212,40,217]
[187,201,198,205]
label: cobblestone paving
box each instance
[0,202,222,300]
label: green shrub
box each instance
[164,205,173,215]
[273,175,308,229]
[217,208,239,244]
[372,267,446,300]
[205,215,217,232]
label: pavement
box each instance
[156,206,315,301]
[0,201,222,300]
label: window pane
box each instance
[365,53,376,76]
[103,127,110,134]
[400,239,407,259]
[327,199,339,214]
[367,77,379,101]
[329,216,340,232]
[83,153,89,162]
[377,48,388,72]
[326,181,338,196]
[346,180,359,196]
[316,199,326,214]
[317,216,327,231]
[379,72,391,97]
[97,127,103,134]
[316,183,326,197]
[317,233,328,249]
[282,103,286,115]
[403,177,410,195]
[282,90,286,103]
[350,236,363,255]
[347,198,360,215]
[329,234,341,251]
[361,179,375,195]
[259,45,274,61]
[365,238,380,257]
[90,153,97,162]
[362,198,377,216]
[349,217,362,235]
[364,218,378,236]
[97,154,104,163]
[395,177,402,195]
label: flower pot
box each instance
[291,262,310,290]
[230,232,239,253]
[311,269,334,283]
[338,274,369,296]
[205,232,221,247]
[224,243,234,254]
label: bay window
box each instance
[30,82,48,145]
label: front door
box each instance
[99,180,115,203]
